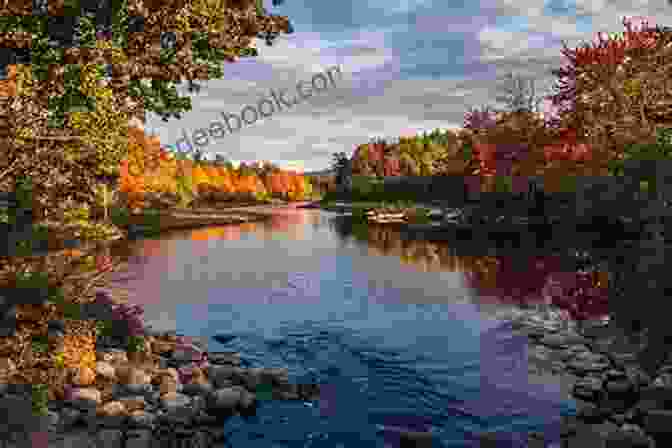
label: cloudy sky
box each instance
[142,0,671,172]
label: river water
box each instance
[104,206,579,447]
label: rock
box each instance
[638,385,672,407]
[477,431,511,447]
[657,365,672,375]
[577,403,607,423]
[605,379,635,396]
[43,409,60,431]
[190,395,207,415]
[96,401,128,428]
[605,424,656,448]
[117,396,146,412]
[71,366,96,386]
[609,414,627,426]
[242,367,263,390]
[115,365,151,385]
[157,409,194,426]
[96,361,117,381]
[0,357,16,376]
[526,431,546,448]
[158,374,180,395]
[153,367,180,384]
[567,353,612,375]
[560,345,592,362]
[599,398,636,416]
[172,342,203,363]
[297,383,321,401]
[181,382,213,397]
[47,326,65,339]
[642,409,672,437]
[626,367,652,392]
[611,352,640,367]
[573,376,604,401]
[560,415,581,437]
[59,407,81,429]
[652,373,672,388]
[151,339,176,354]
[120,383,153,397]
[606,369,629,381]
[68,387,102,409]
[578,319,613,339]
[234,386,257,415]
[154,356,170,370]
[562,420,620,447]
[206,387,241,414]
[97,349,128,364]
[630,399,664,423]
[125,428,154,447]
[207,352,241,366]
[207,365,238,388]
[126,350,153,366]
[161,392,192,410]
[260,367,290,386]
[539,332,589,348]
[127,410,157,429]
[184,366,208,385]
[160,331,178,343]
[97,400,126,417]
[95,428,124,445]
[624,408,639,424]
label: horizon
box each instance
[140,1,666,173]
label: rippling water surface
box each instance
[107,206,577,447]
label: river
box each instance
[103,205,580,447]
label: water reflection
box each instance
[329,217,611,322]
[101,208,611,324]
[96,207,585,447]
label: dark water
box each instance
[105,207,580,447]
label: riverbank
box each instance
[0,201,324,447]
[1,274,321,446]
[0,300,321,448]
[488,305,672,447]
[317,199,672,446]
[7,201,668,447]
[119,201,301,237]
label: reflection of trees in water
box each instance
[333,219,611,320]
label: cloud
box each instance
[143,0,672,171]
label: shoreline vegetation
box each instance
[0,197,311,425]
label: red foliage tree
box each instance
[383,157,401,177]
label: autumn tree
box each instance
[0,0,294,228]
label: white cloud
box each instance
[141,0,672,172]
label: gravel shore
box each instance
[0,287,321,448]
[490,305,671,447]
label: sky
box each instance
[141,0,671,173]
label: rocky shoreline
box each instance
[0,289,321,448]
[489,305,671,448]
[4,291,669,447]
